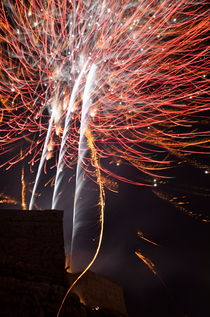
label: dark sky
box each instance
[100,180,210,317]
[0,157,210,317]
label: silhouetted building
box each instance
[0,209,128,317]
[68,271,127,314]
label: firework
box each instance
[137,231,159,246]
[0,0,209,174]
[0,193,18,205]
[0,0,209,276]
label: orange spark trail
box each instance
[137,231,159,246]
[21,167,27,210]
[135,250,165,286]
[0,0,209,186]
[57,128,105,317]
[152,189,210,223]
[0,193,18,205]
[135,250,158,276]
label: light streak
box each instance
[0,193,18,205]
[29,115,54,210]
[135,250,165,287]
[71,63,97,250]
[152,189,210,223]
[0,199,15,204]
[135,250,158,276]
[0,0,209,184]
[57,128,105,317]
[52,61,88,210]
[21,167,27,210]
[137,231,159,246]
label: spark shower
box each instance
[0,0,209,274]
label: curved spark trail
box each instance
[0,0,210,286]
[135,249,166,287]
[0,0,209,182]
[57,128,105,317]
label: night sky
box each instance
[0,157,210,317]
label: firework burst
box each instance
[0,0,209,180]
[0,0,210,300]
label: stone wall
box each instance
[0,209,65,283]
[0,273,127,317]
[0,274,69,317]
[68,271,127,315]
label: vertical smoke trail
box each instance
[29,115,54,210]
[51,61,88,210]
[70,63,97,270]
